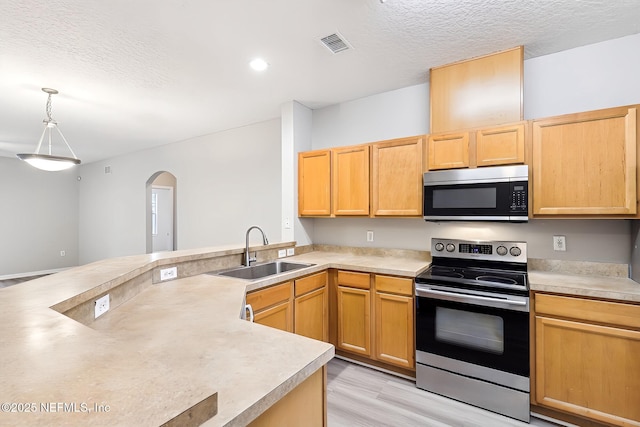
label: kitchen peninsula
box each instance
[0,242,429,426]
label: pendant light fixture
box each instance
[17,88,81,171]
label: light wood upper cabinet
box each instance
[534,293,640,426]
[298,150,331,216]
[427,132,469,170]
[371,136,423,216]
[426,122,526,171]
[476,122,525,167]
[374,275,414,369]
[532,106,637,216]
[430,46,523,133]
[294,272,328,342]
[332,145,369,216]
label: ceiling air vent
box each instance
[320,32,352,54]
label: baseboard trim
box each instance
[334,355,416,382]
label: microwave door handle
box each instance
[416,288,527,306]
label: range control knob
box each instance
[510,246,522,257]
[496,245,508,256]
[446,243,455,253]
[434,242,445,252]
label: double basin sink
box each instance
[213,261,315,281]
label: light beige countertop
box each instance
[529,270,640,303]
[0,244,430,427]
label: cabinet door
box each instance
[371,136,424,216]
[535,316,640,426]
[332,145,369,216]
[295,287,328,341]
[254,301,293,333]
[336,286,371,356]
[375,292,414,369]
[298,150,331,216]
[476,122,525,167]
[532,107,637,215]
[427,132,469,170]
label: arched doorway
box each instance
[146,171,177,254]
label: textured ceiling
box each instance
[1,0,640,164]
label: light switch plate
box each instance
[278,249,287,258]
[286,248,295,256]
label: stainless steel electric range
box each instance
[415,238,530,422]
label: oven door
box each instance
[415,284,530,386]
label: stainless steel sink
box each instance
[215,261,315,280]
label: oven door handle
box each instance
[416,288,527,306]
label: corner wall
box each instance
[0,157,79,276]
[78,118,282,265]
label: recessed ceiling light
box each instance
[249,58,269,72]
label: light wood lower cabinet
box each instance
[336,271,372,357]
[246,281,293,333]
[534,293,640,427]
[335,270,415,372]
[294,271,328,342]
[248,366,326,427]
[374,275,414,369]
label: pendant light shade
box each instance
[16,88,81,171]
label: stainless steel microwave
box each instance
[423,165,529,222]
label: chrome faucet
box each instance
[244,226,269,266]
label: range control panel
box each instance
[432,238,527,263]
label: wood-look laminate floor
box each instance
[327,358,563,427]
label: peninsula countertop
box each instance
[0,244,430,427]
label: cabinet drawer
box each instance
[535,293,640,329]
[247,282,292,312]
[337,271,370,289]
[295,271,327,297]
[375,275,413,296]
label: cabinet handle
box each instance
[245,304,254,322]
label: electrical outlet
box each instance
[60,250,66,257]
[278,249,286,258]
[367,230,374,242]
[160,266,178,281]
[95,294,110,318]
[286,248,295,256]
[553,235,566,251]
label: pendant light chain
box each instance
[45,92,54,123]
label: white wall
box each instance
[525,33,640,119]
[312,83,430,149]
[307,33,640,264]
[0,157,79,276]
[78,119,282,264]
